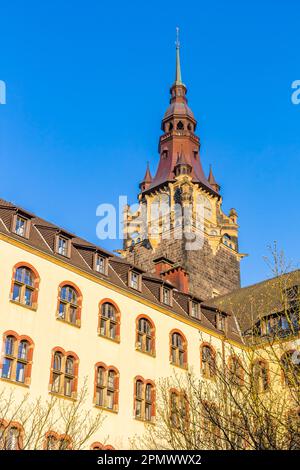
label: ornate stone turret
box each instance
[120,30,246,299]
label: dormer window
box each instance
[13,213,30,238]
[284,286,299,303]
[190,300,201,320]
[162,287,172,306]
[15,215,27,237]
[217,313,226,332]
[56,234,70,258]
[129,271,141,291]
[95,254,106,274]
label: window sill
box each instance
[56,317,81,328]
[170,362,188,370]
[97,333,120,344]
[134,417,155,425]
[49,391,77,402]
[94,405,118,414]
[0,377,30,388]
[135,347,156,358]
[10,299,37,312]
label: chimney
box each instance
[153,257,189,294]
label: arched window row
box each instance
[0,331,34,386]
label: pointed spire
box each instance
[208,165,220,192]
[175,27,182,85]
[139,162,153,190]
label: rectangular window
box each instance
[145,336,151,353]
[217,314,226,331]
[130,272,140,290]
[69,306,77,324]
[1,358,12,379]
[163,287,171,305]
[15,216,27,237]
[58,302,66,320]
[145,403,151,421]
[191,301,200,319]
[95,255,105,274]
[96,388,104,407]
[24,287,33,306]
[12,284,21,302]
[171,348,177,364]
[109,322,116,339]
[135,400,142,418]
[64,377,73,397]
[100,318,106,336]
[179,350,184,367]
[107,390,114,410]
[52,373,60,393]
[16,362,25,383]
[57,237,68,257]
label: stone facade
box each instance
[124,236,240,300]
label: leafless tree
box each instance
[133,245,300,450]
[0,379,104,450]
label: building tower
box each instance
[120,31,245,300]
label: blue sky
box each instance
[0,0,299,287]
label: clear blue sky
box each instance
[0,0,299,287]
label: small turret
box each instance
[139,162,153,191]
[208,165,220,193]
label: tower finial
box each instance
[175,26,182,84]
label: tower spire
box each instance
[175,27,182,85]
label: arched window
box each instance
[134,377,155,422]
[201,345,216,379]
[228,356,244,386]
[94,364,119,412]
[136,316,155,355]
[252,360,269,392]
[201,402,220,449]
[91,442,115,450]
[0,421,23,450]
[11,263,39,308]
[99,301,120,341]
[1,332,34,385]
[223,233,234,249]
[176,121,184,130]
[57,283,82,326]
[170,389,188,429]
[44,431,72,450]
[281,350,300,387]
[170,331,187,368]
[50,348,78,398]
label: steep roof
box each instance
[0,196,240,342]
[210,270,300,335]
